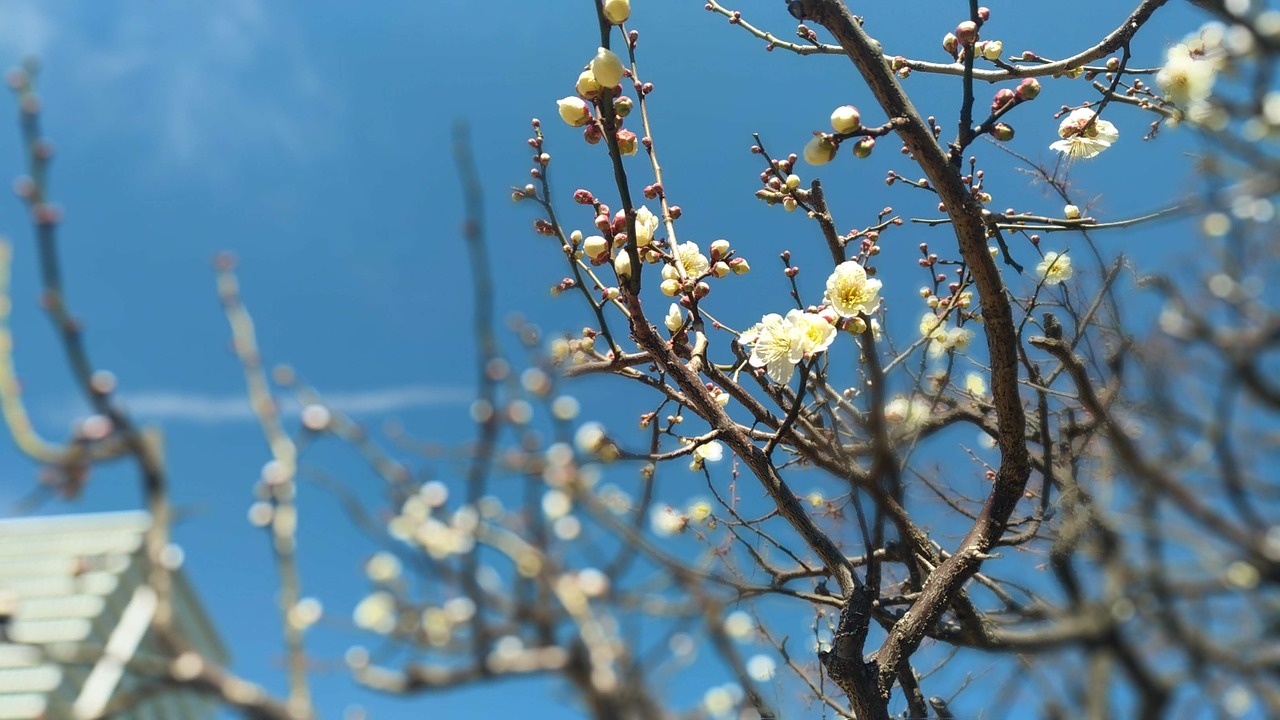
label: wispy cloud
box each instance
[0,0,339,181]
[52,385,472,425]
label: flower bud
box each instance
[583,235,610,264]
[709,239,731,261]
[942,33,958,55]
[785,174,801,189]
[1063,204,1080,219]
[991,88,1015,113]
[1065,66,1084,79]
[852,137,875,158]
[613,250,632,279]
[729,258,751,275]
[576,71,603,100]
[583,124,603,144]
[782,196,798,212]
[830,105,862,134]
[955,21,978,45]
[803,135,837,166]
[557,97,592,127]
[1015,78,1040,101]
[602,0,630,25]
[991,123,1014,141]
[712,261,730,278]
[590,47,626,88]
[660,278,681,296]
[616,129,638,156]
[982,40,1003,61]
[665,304,684,332]
[613,96,633,118]
[693,282,711,299]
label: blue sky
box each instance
[0,1,1221,717]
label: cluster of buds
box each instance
[942,8,993,61]
[984,78,1039,142]
[557,47,641,154]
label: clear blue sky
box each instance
[0,1,1214,717]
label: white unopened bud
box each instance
[712,261,730,278]
[602,0,630,24]
[660,278,681,296]
[1063,204,1080,219]
[709,239,731,260]
[557,97,592,127]
[576,71,603,99]
[583,235,610,263]
[982,40,1003,61]
[803,135,837,166]
[613,251,632,279]
[830,105,862,134]
[590,47,626,87]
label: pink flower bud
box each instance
[1015,78,1040,101]
[583,124,603,144]
[991,88,1016,113]
[955,21,978,46]
[613,96,633,118]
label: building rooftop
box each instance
[0,511,227,719]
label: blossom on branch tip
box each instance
[1049,108,1118,160]
[824,261,882,318]
[1036,251,1073,285]
[557,96,592,127]
[590,47,626,88]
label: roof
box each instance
[0,511,227,719]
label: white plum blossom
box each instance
[920,312,974,356]
[787,308,837,357]
[824,261,882,318]
[662,242,710,280]
[693,441,724,464]
[884,395,931,430]
[1049,108,1119,160]
[1157,43,1218,105]
[634,205,659,246]
[1036,251,1074,285]
[650,505,686,537]
[743,313,805,384]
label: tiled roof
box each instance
[0,511,227,720]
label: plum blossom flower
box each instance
[690,441,725,471]
[920,313,973,356]
[1036,251,1073,285]
[662,242,710,280]
[824,261,882,317]
[1049,108,1118,160]
[1157,43,1217,105]
[743,313,805,384]
[787,309,836,356]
